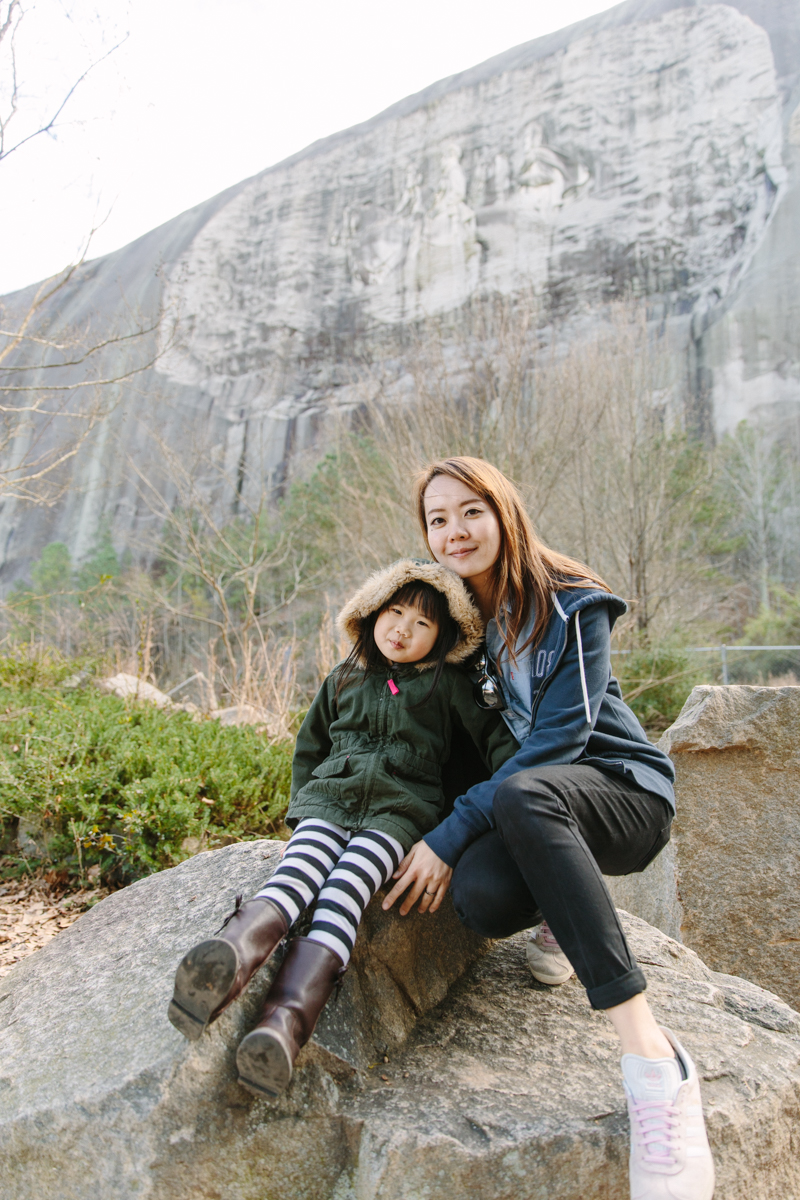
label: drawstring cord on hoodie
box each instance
[574,611,592,727]
[548,593,593,728]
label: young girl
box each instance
[168,559,517,1097]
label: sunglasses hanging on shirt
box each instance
[473,653,507,711]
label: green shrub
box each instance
[613,646,709,732]
[0,655,293,884]
[731,590,800,682]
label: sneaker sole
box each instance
[236,1029,293,1097]
[527,966,575,986]
[168,938,239,1040]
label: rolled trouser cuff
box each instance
[587,967,647,1011]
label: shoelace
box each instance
[537,920,562,951]
[630,1097,681,1166]
[215,893,243,934]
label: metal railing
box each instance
[611,645,800,685]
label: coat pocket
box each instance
[311,753,352,780]
[387,744,438,786]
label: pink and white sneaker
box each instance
[525,920,575,986]
[622,1026,715,1200]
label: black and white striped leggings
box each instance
[254,819,404,966]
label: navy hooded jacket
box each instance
[423,587,676,868]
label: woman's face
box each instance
[423,475,502,586]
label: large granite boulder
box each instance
[662,685,800,1010]
[605,838,683,942]
[2,840,800,1198]
[607,685,800,1013]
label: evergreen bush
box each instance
[0,651,292,885]
[613,646,707,732]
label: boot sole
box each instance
[168,938,240,1040]
[236,1028,294,1097]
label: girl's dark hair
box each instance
[335,580,460,707]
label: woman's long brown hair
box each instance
[414,457,611,661]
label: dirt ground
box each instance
[0,871,111,979]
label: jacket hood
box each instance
[553,586,628,627]
[337,559,484,666]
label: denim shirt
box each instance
[485,608,536,745]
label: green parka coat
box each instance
[286,561,519,851]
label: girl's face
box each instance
[374,601,440,665]
[423,475,502,586]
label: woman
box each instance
[383,456,714,1200]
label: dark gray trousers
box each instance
[450,764,672,1009]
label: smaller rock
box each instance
[210,703,269,727]
[209,703,289,739]
[659,684,800,1009]
[62,670,91,690]
[100,673,174,708]
[15,817,56,860]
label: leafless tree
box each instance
[0,0,126,165]
[540,307,718,638]
[120,427,310,713]
[0,1,152,507]
[0,270,163,504]
[719,416,800,612]
[300,296,719,645]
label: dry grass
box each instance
[0,866,111,979]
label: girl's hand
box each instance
[382,840,453,916]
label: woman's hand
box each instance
[382,840,453,916]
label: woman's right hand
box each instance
[382,840,453,916]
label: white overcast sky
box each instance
[0,0,617,295]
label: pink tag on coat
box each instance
[387,678,400,695]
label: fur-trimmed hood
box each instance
[336,559,484,667]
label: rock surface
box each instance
[658,684,800,1011]
[606,684,800,1014]
[101,673,177,708]
[1,1,799,576]
[2,839,800,1198]
[605,837,683,942]
[100,677,282,730]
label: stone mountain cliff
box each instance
[1,0,799,576]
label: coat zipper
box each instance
[362,676,388,814]
[528,622,568,732]
[527,609,593,732]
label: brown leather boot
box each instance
[236,937,345,1097]
[168,896,288,1040]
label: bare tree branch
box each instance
[0,322,159,370]
[0,0,21,161]
[0,23,128,164]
